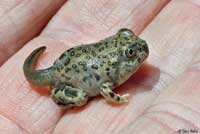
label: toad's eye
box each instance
[125,47,136,58]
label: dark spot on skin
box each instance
[105,42,109,48]
[60,86,65,92]
[86,56,91,60]
[57,65,64,71]
[82,49,87,53]
[59,53,66,60]
[107,72,110,76]
[82,66,87,71]
[109,92,114,98]
[82,76,88,82]
[87,47,92,50]
[61,74,65,78]
[137,58,141,63]
[129,49,134,55]
[94,44,100,48]
[89,74,93,78]
[65,67,71,73]
[61,74,71,79]
[54,88,59,94]
[139,47,142,52]
[106,67,110,71]
[56,102,66,106]
[91,64,98,70]
[61,73,71,80]
[64,76,71,80]
[124,36,129,41]
[70,51,75,56]
[64,89,77,97]
[143,44,149,53]
[94,73,100,81]
[72,64,77,68]
[114,40,118,47]
[82,76,92,87]
[98,47,104,52]
[102,55,107,58]
[67,48,74,52]
[119,41,123,45]
[98,55,102,58]
[76,53,81,57]
[75,69,80,73]
[92,51,97,57]
[108,61,112,66]
[77,47,82,50]
[64,58,70,65]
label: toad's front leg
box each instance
[100,82,130,104]
[51,84,88,108]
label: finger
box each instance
[0,0,66,65]
[120,0,200,133]
[41,0,169,45]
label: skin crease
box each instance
[0,0,200,134]
[0,0,67,65]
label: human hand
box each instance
[0,0,200,134]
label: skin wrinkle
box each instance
[0,0,23,17]
[143,114,176,133]
[0,112,30,134]
[124,0,171,35]
[145,101,200,128]
[145,111,200,131]
[82,0,115,30]
[97,105,130,134]
[105,108,132,133]
[78,1,118,36]
[1,60,60,131]
[0,0,66,65]
[90,0,116,22]
[0,114,22,134]
[26,98,62,134]
[32,103,55,132]
[106,0,147,32]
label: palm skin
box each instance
[0,0,200,134]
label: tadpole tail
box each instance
[23,46,54,86]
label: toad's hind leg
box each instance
[100,82,130,104]
[51,84,88,108]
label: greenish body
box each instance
[23,28,149,108]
